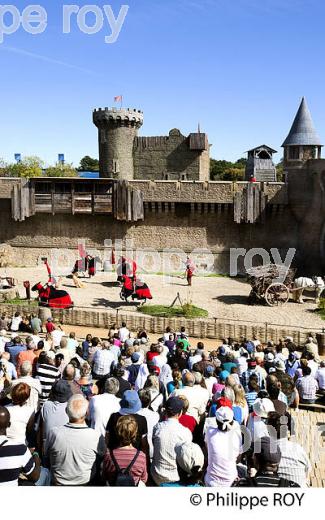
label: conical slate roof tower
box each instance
[282,97,322,167]
[282,97,322,147]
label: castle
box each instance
[0,97,324,276]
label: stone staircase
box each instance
[291,409,325,487]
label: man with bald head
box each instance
[45,395,106,485]
[0,406,40,486]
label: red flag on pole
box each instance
[114,95,122,103]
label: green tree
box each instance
[78,155,99,172]
[5,156,44,178]
[46,163,77,177]
[276,159,284,181]
[210,158,246,181]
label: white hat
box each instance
[0,329,7,336]
[176,442,204,474]
[47,351,55,360]
[253,398,275,418]
[215,406,234,430]
[274,359,286,372]
[266,352,274,362]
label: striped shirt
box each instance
[35,363,61,404]
[233,472,300,487]
[277,438,311,486]
[103,448,148,485]
[0,436,35,486]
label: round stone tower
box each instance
[93,107,143,179]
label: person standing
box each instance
[185,256,195,286]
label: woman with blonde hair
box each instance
[143,374,164,412]
[233,384,249,424]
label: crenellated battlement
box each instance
[93,107,144,128]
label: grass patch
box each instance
[4,298,38,307]
[318,298,325,320]
[141,303,208,319]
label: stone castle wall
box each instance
[133,129,209,181]
[0,172,323,274]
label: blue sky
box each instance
[0,0,325,166]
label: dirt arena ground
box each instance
[1,266,324,333]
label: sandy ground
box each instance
[1,266,325,332]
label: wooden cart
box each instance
[246,264,296,307]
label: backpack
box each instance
[110,449,140,487]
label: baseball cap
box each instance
[176,442,204,474]
[165,396,184,416]
[215,406,234,430]
[266,352,274,362]
[253,398,275,418]
[256,436,281,465]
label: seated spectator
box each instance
[103,415,148,486]
[41,380,72,448]
[0,352,17,381]
[160,441,205,487]
[137,389,159,460]
[315,361,325,393]
[5,336,26,367]
[233,436,299,487]
[62,365,82,395]
[205,407,242,487]
[5,383,35,444]
[245,375,260,412]
[45,394,106,485]
[92,341,115,380]
[0,406,41,486]
[151,396,192,485]
[296,366,318,404]
[178,395,197,433]
[76,362,94,399]
[11,361,41,412]
[106,390,148,454]
[247,398,275,441]
[89,377,120,436]
[173,371,208,424]
[111,364,131,398]
[143,375,164,413]
[267,412,311,486]
[166,369,183,395]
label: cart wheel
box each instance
[265,283,290,307]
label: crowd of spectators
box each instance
[0,310,323,487]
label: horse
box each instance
[32,282,74,309]
[292,276,325,304]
